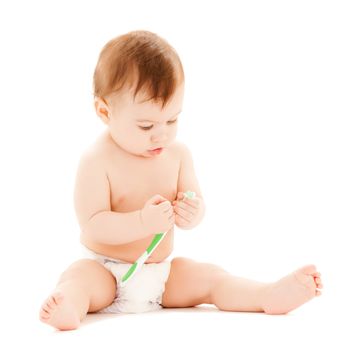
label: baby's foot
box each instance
[39,292,80,330]
[262,264,323,315]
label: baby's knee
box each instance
[59,259,103,282]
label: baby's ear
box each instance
[94,97,110,123]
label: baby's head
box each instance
[93,30,184,158]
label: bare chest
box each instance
[106,151,180,212]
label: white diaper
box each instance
[81,246,171,314]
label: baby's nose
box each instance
[152,134,167,143]
[151,127,168,142]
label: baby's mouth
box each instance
[147,148,163,155]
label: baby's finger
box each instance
[174,205,194,221]
[176,201,196,215]
[164,204,174,213]
[175,213,190,225]
[183,197,200,209]
[159,201,171,212]
[168,212,175,223]
[176,192,185,200]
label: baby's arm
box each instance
[74,151,149,245]
[173,143,206,229]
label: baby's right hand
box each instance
[140,195,175,234]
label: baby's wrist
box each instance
[138,209,149,237]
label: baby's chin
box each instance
[120,145,168,158]
[128,149,156,158]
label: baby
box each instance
[39,30,323,331]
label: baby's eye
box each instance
[138,125,153,131]
[138,119,177,131]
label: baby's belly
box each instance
[80,228,174,263]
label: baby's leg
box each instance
[162,258,323,314]
[39,259,116,330]
[162,257,269,311]
[211,264,323,314]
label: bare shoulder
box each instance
[79,131,113,164]
[170,140,190,155]
[170,141,192,162]
[75,133,110,189]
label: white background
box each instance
[0,0,349,348]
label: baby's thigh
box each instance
[162,257,227,307]
[59,259,117,312]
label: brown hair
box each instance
[93,30,184,108]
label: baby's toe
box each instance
[40,309,50,320]
[313,275,324,288]
[40,293,63,316]
[39,304,51,321]
[45,293,64,310]
[41,301,51,313]
[294,265,317,285]
[49,296,58,307]
[51,293,64,304]
[46,299,55,310]
[300,264,317,275]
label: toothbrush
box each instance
[120,190,196,286]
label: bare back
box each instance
[80,130,180,263]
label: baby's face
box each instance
[96,83,184,158]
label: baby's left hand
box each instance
[172,192,203,229]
